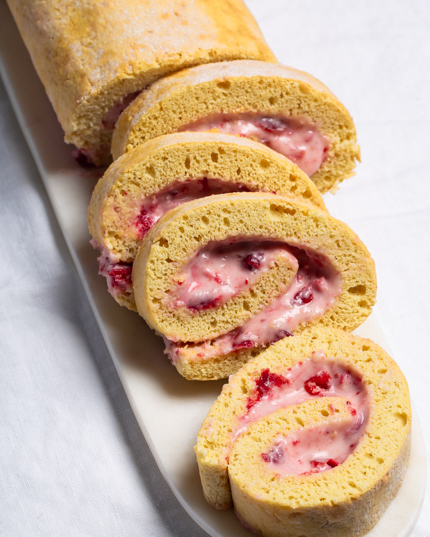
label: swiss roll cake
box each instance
[195,327,411,537]
[132,194,376,380]
[112,60,360,192]
[6,0,275,165]
[88,132,326,310]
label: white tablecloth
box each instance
[1,0,429,535]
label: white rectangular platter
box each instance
[0,3,425,536]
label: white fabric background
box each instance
[1,0,429,535]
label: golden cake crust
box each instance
[7,0,275,164]
[195,327,411,537]
[112,60,360,192]
[133,193,376,379]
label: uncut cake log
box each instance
[112,60,360,192]
[6,0,275,165]
[88,132,326,310]
[132,193,376,380]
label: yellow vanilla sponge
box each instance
[195,327,411,537]
[133,193,376,380]
[7,0,275,165]
[88,132,326,310]
[112,60,360,192]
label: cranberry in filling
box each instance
[261,443,285,464]
[92,179,253,300]
[247,369,290,410]
[95,247,133,299]
[304,370,331,395]
[165,244,341,362]
[168,240,298,312]
[238,355,369,476]
[243,253,264,271]
[72,148,96,168]
[180,113,331,177]
[134,178,251,239]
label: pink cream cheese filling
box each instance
[91,241,133,299]
[235,354,369,475]
[180,113,330,177]
[168,240,299,311]
[165,244,341,361]
[92,179,252,300]
[135,178,252,239]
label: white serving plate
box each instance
[0,4,425,536]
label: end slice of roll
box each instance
[195,327,411,537]
[112,60,360,192]
[133,193,376,379]
[88,132,326,310]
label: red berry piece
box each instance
[257,117,287,132]
[188,296,223,312]
[348,412,364,434]
[273,329,293,342]
[107,263,132,290]
[136,209,156,237]
[232,339,255,350]
[339,372,350,384]
[247,368,289,409]
[304,370,331,396]
[72,148,95,168]
[292,285,313,305]
[243,252,264,271]
[262,443,285,464]
[327,459,339,468]
[310,460,326,469]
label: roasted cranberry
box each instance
[257,117,287,132]
[108,264,132,289]
[72,148,95,168]
[262,443,285,464]
[339,372,350,384]
[273,329,293,342]
[188,296,222,312]
[136,209,156,237]
[292,285,313,305]
[232,339,255,350]
[304,370,331,396]
[247,368,289,409]
[348,412,364,434]
[242,252,264,271]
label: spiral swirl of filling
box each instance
[195,328,411,537]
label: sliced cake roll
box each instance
[133,193,376,379]
[195,327,411,537]
[112,60,360,192]
[7,0,275,165]
[88,132,326,310]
